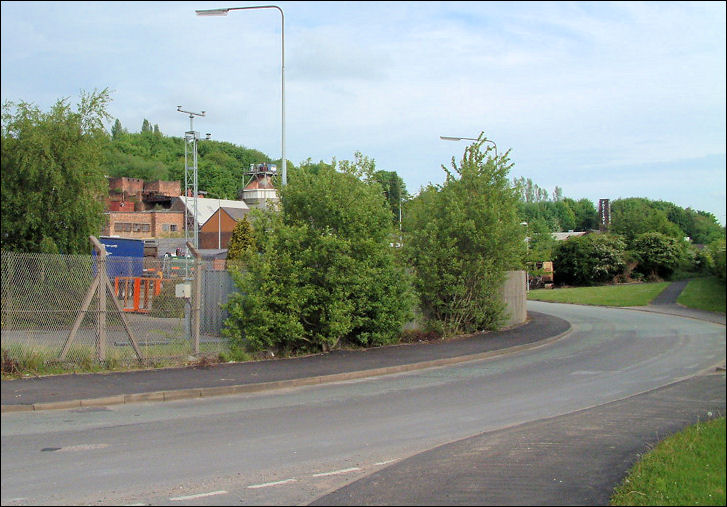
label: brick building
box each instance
[102,210,185,239]
[199,207,250,249]
[106,177,181,212]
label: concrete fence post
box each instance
[90,236,107,361]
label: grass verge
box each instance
[527,282,671,307]
[611,416,726,506]
[677,276,726,314]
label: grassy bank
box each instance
[677,276,726,314]
[611,416,726,506]
[527,282,670,307]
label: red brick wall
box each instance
[103,211,184,239]
[108,201,135,212]
[144,180,181,196]
[108,177,144,195]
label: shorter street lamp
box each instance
[440,135,498,161]
[521,221,529,292]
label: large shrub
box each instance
[2,89,111,253]
[553,234,627,286]
[631,232,686,280]
[404,136,524,335]
[707,238,726,282]
[223,163,414,355]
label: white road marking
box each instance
[56,443,110,452]
[247,478,297,489]
[312,467,361,477]
[374,458,399,466]
[169,490,228,501]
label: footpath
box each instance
[1,311,570,412]
[312,281,726,505]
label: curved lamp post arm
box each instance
[196,5,287,186]
[440,135,497,161]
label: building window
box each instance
[114,223,124,232]
[142,224,151,232]
[124,223,132,232]
[170,224,177,232]
[162,224,170,232]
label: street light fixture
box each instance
[440,135,498,161]
[196,5,287,187]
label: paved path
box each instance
[624,278,725,325]
[1,311,570,411]
[311,372,725,506]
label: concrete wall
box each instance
[501,270,527,327]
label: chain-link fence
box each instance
[1,247,236,371]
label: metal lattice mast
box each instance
[177,106,205,257]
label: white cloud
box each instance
[2,0,724,224]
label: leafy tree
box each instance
[553,234,627,286]
[111,118,124,140]
[631,232,686,280]
[707,239,726,282]
[141,118,152,134]
[513,176,549,203]
[1,89,111,253]
[372,169,409,225]
[223,162,414,355]
[610,198,684,246]
[563,197,599,231]
[526,217,558,263]
[226,216,255,262]
[404,135,524,335]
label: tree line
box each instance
[2,90,724,359]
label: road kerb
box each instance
[2,325,573,413]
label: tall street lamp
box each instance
[440,135,498,161]
[196,5,287,187]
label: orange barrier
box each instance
[114,277,163,313]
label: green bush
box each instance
[404,135,524,335]
[707,239,726,282]
[553,234,627,286]
[631,232,686,280]
[223,162,414,355]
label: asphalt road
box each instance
[1,301,724,506]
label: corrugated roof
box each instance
[176,196,249,227]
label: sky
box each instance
[2,1,725,225]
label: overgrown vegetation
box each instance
[404,135,525,335]
[610,416,726,506]
[223,156,415,355]
[552,234,627,286]
[2,89,112,254]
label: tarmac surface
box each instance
[2,280,725,506]
[1,311,570,411]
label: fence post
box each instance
[91,236,107,362]
[186,241,202,354]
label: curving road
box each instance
[1,301,725,506]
